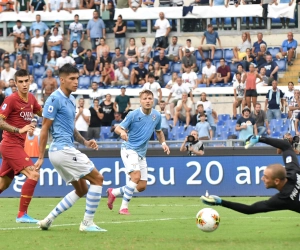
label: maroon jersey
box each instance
[0,92,42,147]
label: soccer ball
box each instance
[196,208,220,232]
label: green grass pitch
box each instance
[0,197,299,250]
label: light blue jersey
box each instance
[43,89,76,151]
[120,108,162,158]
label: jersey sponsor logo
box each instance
[1,103,7,110]
[25,157,29,161]
[290,173,300,200]
[20,111,33,121]
[48,105,54,113]
[286,156,292,163]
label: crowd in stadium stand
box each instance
[0,2,299,144]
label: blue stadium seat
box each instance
[28,65,33,75]
[217,120,224,126]
[109,52,116,58]
[42,54,47,65]
[276,59,287,71]
[144,62,149,70]
[78,76,91,89]
[216,126,229,136]
[267,47,280,59]
[224,49,234,61]
[214,49,224,60]
[163,74,171,86]
[195,50,209,61]
[9,54,16,63]
[33,66,46,78]
[270,119,283,128]
[91,75,101,83]
[281,113,288,119]
[172,62,182,73]
[92,52,97,58]
[37,77,43,89]
[218,114,231,121]
[228,62,238,73]
[225,119,237,127]
[128,63,138,72]
[54,76,60,87]
[196,60,202,72]
[271,131,281,138]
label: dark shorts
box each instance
[245,89,258,97]
[0,143,34,179]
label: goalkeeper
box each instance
[201,134,300,214]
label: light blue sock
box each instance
[83,185,102,225]
[120,181,137,210]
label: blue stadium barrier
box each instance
[163,74,172,85]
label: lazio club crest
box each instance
[152,114,156,121]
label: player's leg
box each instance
[245,135,292,151]
[0,176,13,193]
[135,158,148,192]
[0,159,14,193]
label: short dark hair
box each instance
[235,72,241,77]
[237,64,243,69]
[9,78,14,82]
[186,39,191,42]
[207,24,213,28]
[115,47,120,50]
[74,14,79,17]
[59,63,79,77]
[93,99,99,103]
[3,61,10,65]
[205,58,211,62]
[14,69,29,82]
[87,49,92,52]
[220,57,225,61]
[53,27,58,31]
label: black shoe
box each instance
[232,116,237,120]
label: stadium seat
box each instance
[214,49,224,60]
[271,131,281,138]
[109,52,116,58]
[42,54,47,65]
[281,113,288,119]
[78,76,91,89]
[276,59,287,71]
[37,77,43,89]
[270,119,283,128]
[228,62,238,73]
[172,62,182,73]
[195,50,210,61]
[267,47,280,58]
[216,126,229,136]
[128,63,138,72]
[163,74,171,86]
[28,65,33,75]
[224,49,234,61]
[9,54,16,63]
[196,60,202,72]
[217,120,224,126]
[54,76,61,87]
[218,114,231,121]
[33,66,46,78]
[91,75,101,83]
[225,119,237,127]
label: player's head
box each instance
[262,164,287,189]
[139,89,154,111]
[59,63,79,94]
[14,69,30,95]
[283,132,293,144]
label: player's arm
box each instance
[74,128,88,145]
[37,118,52,162]
[114,125,128,141]
[0,116,33,133]
[156,129,170,155]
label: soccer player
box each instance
[35,64,106,232]
[106,89,170,215]
[0,69,43,223]
[201,134,300,214]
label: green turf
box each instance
[0,197,299,250]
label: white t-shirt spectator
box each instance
[284,90,295,107]
[50,27,64,36]
[48,34,63,48]
[29,82,38,94]
[142,82,161,99]
[62,0,77,8]
[182,46,195,53]
[75,108,91,132]
[1,68,17,84]
[31,36,45,54]
[89,89,103,105]
[13,25,27,34]
[115,67,129,81]
[238,40,251,53]
[233,81,245,99]
[196,100,212,111]
[202,65,216,78]
[49,0,61,10]
[138,44,151,57]
[154,18,170,38]
[177,99,193,116]
[56,56,75,68]
[170,84,190,100]
[182,71,197,89]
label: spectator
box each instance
[232,32,251,62]
[68,40,86,65]
[232,72,246,120]
[113,87,131,119]
[251,102,271,136]
[158,100,171,140]
[152,12,171,50]
[257,67,268,86]
[111,47,128,69]
[180,130,204,155]
[196,113,212,140]
[56,49,76,69]
[30,29,44,67]
[181,39,195,58]
[100,62,114,86]
[150,49,169,74]
[172,92,193,130]
[166,36,182,62]
[251,32,267,57]
[14,53,27,70]
[29,75,38,97]
[16,32,30,56]
[44,50,58,77]
[259,54,279,85]
[0,54,13,70]
[100,93,115,126]
[114,15,127,53]
[165,72,178,89]
[61,0,76,13]
[1,61,16,88]
[75,98,91,139]
[280,0,293,29]
[196,92,213,111]
[89,82,103,105]
[96,37,110,60]
[4,79,16,97]
[182,65,198,90]
[199,58,216,87]
[30,14,49,38]
[198,24,222,60]
[129,0,142,32]
[293,90,300,133]
[112,61,129,87]
[213,58,231,85]
[83,49,98,76]
[24,118,40,158]
[256,43,268,67]
[87,11,106,52]
[181,49,197,73]
[232,64,245,82]
[47,27,63,57]
[125,38,138,66]
[48,0,61,12]
[284,81,295,118]
[143,0,154,6]
[117,0,129,8]
[240,48,255,71]
[110,112,123,139]
[50,20,64,38]
[276,32,298,66]
[236,106,257,140]
[88,99,103,140]
[15,0,30,13]
[243,63,262,110]
[243,0,261,29]
[41,69,58,103]
[210,0,226,31]
[142,73,162,108]
[79,0,95,9]
[68,14,84,45]
[99,51,112,73]
[265,80,284,121]
[146,64,155,81]
[261,0,274,29]
[130,60,148,86]
[0,3,14,12]
[153,62,164,87]
[138,37,151,63]
[9,20,29,50]
[31,0,46,12]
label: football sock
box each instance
[259,136,290,151]
[46,190,80,221]
[120,181,137,210]
[134,188,140,193]
[18,179,37,218]
[112,187,125,196]
[83,185,102,226]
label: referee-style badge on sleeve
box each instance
[48,105,54,113]
[1,103,7,110]
[286,156,292,163]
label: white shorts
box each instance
[49,147,95,184]
[121,148,148,181]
